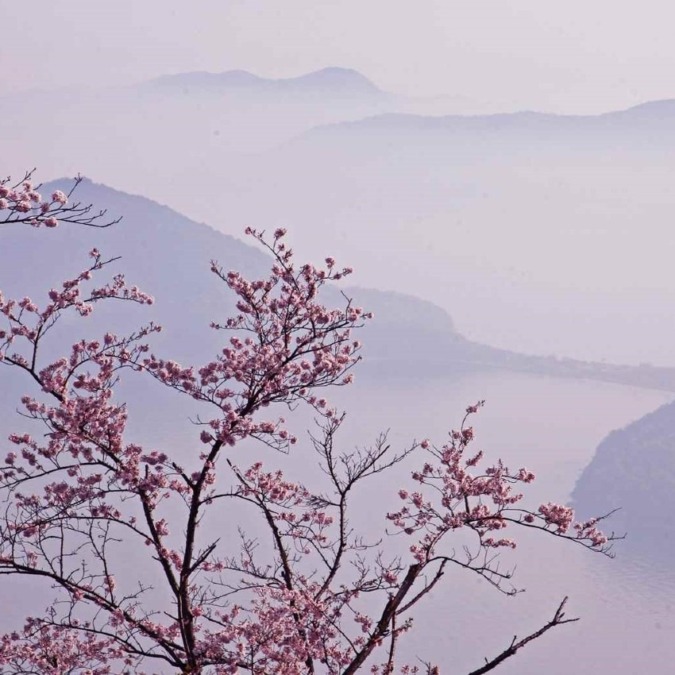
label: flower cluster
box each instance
[0,175,67,228]
[196,581,358,672]
[0,621,129,674]
[0,172,120,229]
[142,228,369,450]
[388,404,611,577]
[0,250,154,371]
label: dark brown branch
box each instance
[467,597,578,675]
[342,564,422,675]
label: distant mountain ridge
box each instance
[144,67,383,96]
[101,66,675,120]
[283,96,675,147]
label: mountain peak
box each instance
[284,67,380,93]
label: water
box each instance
[321,371,674,674]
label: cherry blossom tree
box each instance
[0,173,615,674]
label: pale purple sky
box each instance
[3,0,675,113]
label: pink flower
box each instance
[51,190,68,205]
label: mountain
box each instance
[0,177,460,371]
[148,69,267,90]
[145,67,383,97]
[281,100,675,163]
[3,178,675,395]
[5,85,675,363]
[572,400,675,554]
[185,99,675,366]
[0,67,400,184]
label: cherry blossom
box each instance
[0,173,617,674]
[0,171,120,229]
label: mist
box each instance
[3,3,675,673]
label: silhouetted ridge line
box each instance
[144,67,381,94]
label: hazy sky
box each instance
[4,0,675,113]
